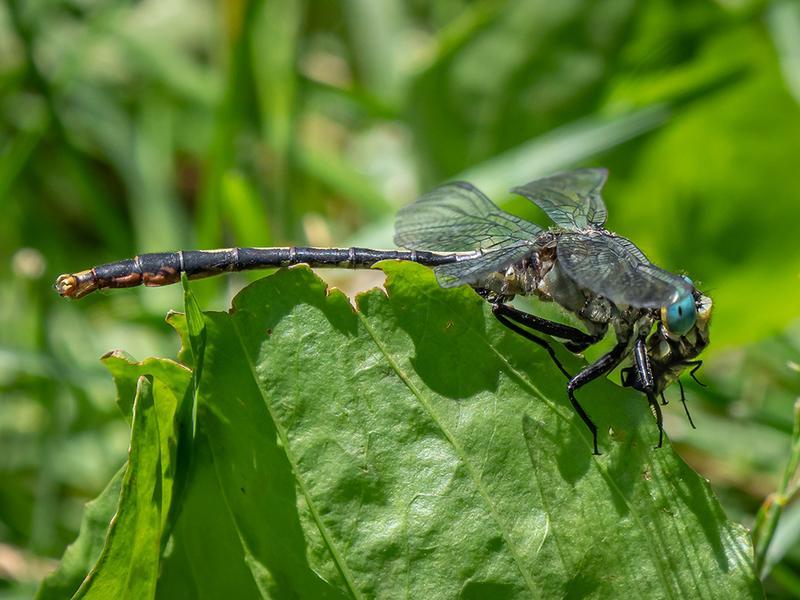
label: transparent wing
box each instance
[394,182,541,252]
[512,168,608,230]
[434,244,535,288]
[556,233,691,308]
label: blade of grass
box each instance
[342,0,406,102]
[752,397,800,577]
[221,171,272,248]
[409,0,505,75]
[250,0,303,240]
[293,143,392,220]
[769,562,800,597]
[131,97,188,314]
[7,0,129,254]
[767,0,800,105]
[197,1,256,249]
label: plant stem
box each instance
[752,397,800,577]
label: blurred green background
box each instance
[2,0,800,596]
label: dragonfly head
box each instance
[652,286,713,386]
[661,293,696,338]
[659,276,709,339]
[622,283,713,395]
[660,287,712,357]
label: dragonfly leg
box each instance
[567,339,630,455]
[564,339,598,354]
[631,336,654,392]
[683,360,707,387]
[677,380,697,429]
[491,306,571,380]
[632,336,667,446]
[491,303,599,349]
[647,393,664,449]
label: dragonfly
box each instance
[55,168,712,454]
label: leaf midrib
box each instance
[230,314,364,600]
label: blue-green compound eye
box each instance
[661,293,697,337]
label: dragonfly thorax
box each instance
[475,253,540,298]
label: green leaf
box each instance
[155,431,283,599]
[166,271,345,598]
[101,351,192,539]
[181,273,207,376]
[174,262,760,597]
[42,264,762,597]
[74,376,162,599]
[35,468,124,600]
[37,351,192,599]
[101,350,191,421]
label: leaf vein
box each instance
[230,315,364,600]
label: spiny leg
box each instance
[567,384,599,455]
[677,380,697,429]
[684,360,707,387]
[660,392,668,406]
[632,337,654,391]
[490,301,606,379]
[632,336,669,447]
[492,307,571,379]
[567,339,630,455]
[647,393,664,449]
